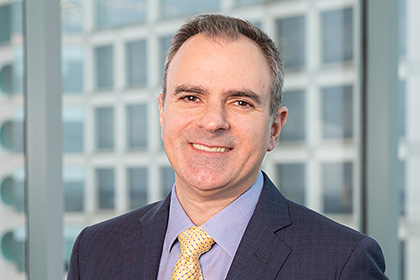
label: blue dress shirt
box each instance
[157,171,264,280]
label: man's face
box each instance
[159,34,287,198]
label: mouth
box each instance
[192,143,232,153]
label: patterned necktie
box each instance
[170,226,215,280]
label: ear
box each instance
[267,106,288,152]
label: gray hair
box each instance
[161,14,284,117]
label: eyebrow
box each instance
[174,84,207,95]
[173,84,262,105]
[226,89,262,105]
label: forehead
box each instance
[166,34,272,96]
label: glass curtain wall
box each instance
[0,0,26,278]
[60,1,363,278]
[3,0,417,279]
[0,0,410,279]
[265,0,359,229]
[398,0,420,279]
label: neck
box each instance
[177,192,236,226]
[175,182,253,226]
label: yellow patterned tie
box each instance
[170,226,215,280]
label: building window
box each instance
[11,0,23,34]
[126,40,147,87]
[126,104,147,149]
[399,161,406,216]
[95,0,146,28]
[0,4,11,44]
[96,168,114,210]
[322,162,353,214]
[276,15,306,70]
[95,45,114,90]
[63,120,83,153]
[161,0,219,18]
[61,0,83,33]
[321,7,354,64]
[95,107,114,150]
[0,120,24,153]
[63,167,84,212]
[0,64,12,95]
[276,164,305,205]
[236,0,266,5]
[62,47,83,94]
[0,177,14,206]
[0,171,25,213]
[280,89,306,142]
[159,35,172,78]
[12,47,24,94]
[399,80,406,138]
[399,0,406,57]
[0,50,23,95]
[0,229,26,272]
[63,107,84,153]
[127,167,147,209]
[321,85,353,140]
[161,166,175,197]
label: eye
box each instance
[181,95,201,102]
[234,100,253,108]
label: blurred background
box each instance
[0,0,418,279]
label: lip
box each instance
[191,143,232,153]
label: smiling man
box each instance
[158,30,286,227]
[68,15,388,280]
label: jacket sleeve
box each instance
[67,227,88,280]
[339,236,389,280]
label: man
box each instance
[68,14,388,279]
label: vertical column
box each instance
[363,0,399,279]
[405,1,420,278]
[24,0,63,278]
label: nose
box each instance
[196,101,229,132]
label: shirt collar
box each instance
[165,171,264,258]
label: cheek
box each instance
[239,120,271,149]
[160,113,175,143]
[162,109,192,139]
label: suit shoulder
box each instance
[279,201,387,277]
[83,200,164,236]
[286,200,367,243]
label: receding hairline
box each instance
[161,14,284,117]
[167,32,270,71]
[164,33,273,109]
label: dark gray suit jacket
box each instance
[67,173,388,279]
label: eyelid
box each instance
[227,90,262,106]
[232,99,254,108]
[180,94,201,102]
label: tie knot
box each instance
[178,226,215,258]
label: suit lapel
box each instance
[115,174,290,280]
[119,195,171,280]
[226,173,292,280]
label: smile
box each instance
[192,143,231,152]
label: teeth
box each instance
[192,143,231,152]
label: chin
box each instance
[194,173,225,187]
